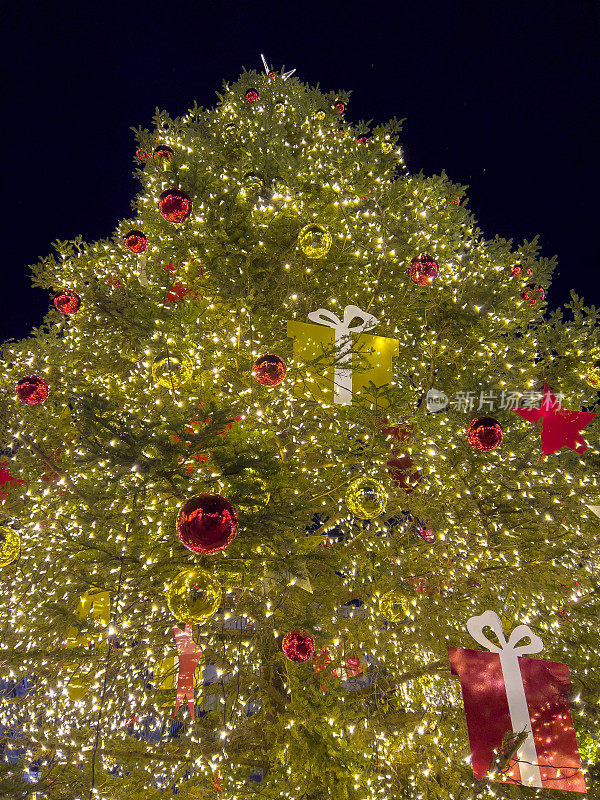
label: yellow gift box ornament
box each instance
[287,305,398,406]
[64,589,111,701]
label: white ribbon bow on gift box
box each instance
[467,610,544,787]
[307,305,378,405]
[586,504,600,519]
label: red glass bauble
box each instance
[176,493,238,554]
[124,230,148,253]
[53,288,81,315]
[135,148,148,162]
[408,254,439,286]
[334,101,345,114]
[252,354,287,387]
[16,376,49,405]
[466,416,504,451]
[245,89,259,104]
[154,145,174,162]
[520,283,546,305]
[159,190,193,223]
[387,454,422,494]
[511,263,522,277]
[282,630,315,663]
[268,71,277,80]
[356,136,369,144]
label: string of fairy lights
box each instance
[0,63,598,799]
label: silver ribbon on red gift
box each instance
[466,610,544,787]
[307,305,378,405]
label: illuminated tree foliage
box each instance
[0,67,599,800]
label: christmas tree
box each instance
[0,63,599,800]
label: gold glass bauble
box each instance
[152,351,193,388]
[0,526,20,568]
[298,223,332,259]
[345,477,387,520]
[381,141,393,153]
[584,368,600,389]
[379,589,410,622]
[314,109,326,121]
[166,567,221,625]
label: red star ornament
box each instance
[0,461,25,489]
[0,461,26,504]
[513,383,595,455]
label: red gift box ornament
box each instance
[448,610,586,793]
[173,624,203,722]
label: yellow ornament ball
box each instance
[379,589,410,622]
[381,141,393,153]
[166,567,221,625]
[152,351,193,388]
[0,526,20,568]
[584,368,600,389]
[298,223,332,259]
[345,476,387,519]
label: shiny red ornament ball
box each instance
[245,89,259,104]
[282,630,315,663]
[356,136,369,144]
[334,101,345,114]
[15,376,49,405]
[135,148,148,162]
[511,263,523,277]
[176,493,238,555]
[408,254,439,286]
[252,354,287,387]
[53,288,81,315]
[159,190,192,223]
[124,230,148,253]
[466,416,504,452]
[520,283,546,306]
[268,71,277,80]
[154,145,174,162]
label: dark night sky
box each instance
[1,0,598,343]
